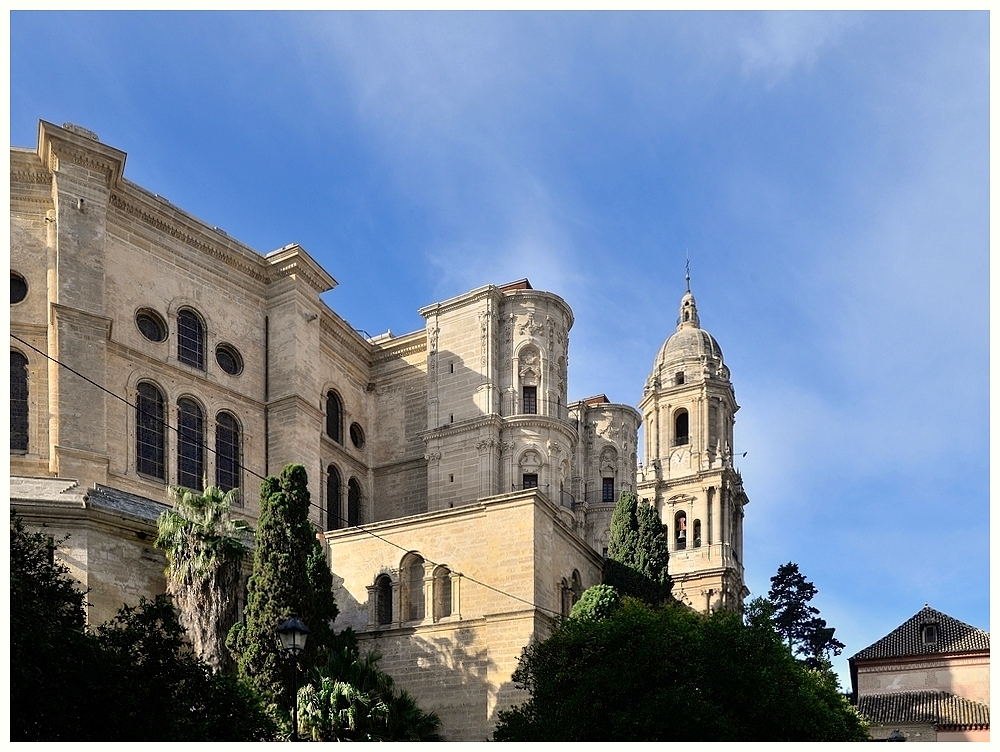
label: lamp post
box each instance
[276,616,310,741]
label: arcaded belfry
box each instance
[637,279,750,613]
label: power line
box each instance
[10,332,564,618]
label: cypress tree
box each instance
[604,493,672,605]
[227,464,338,713]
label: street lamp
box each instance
[276,616,310,741]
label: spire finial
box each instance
[685,250,691,292]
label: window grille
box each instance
[10,351,28,452]
[177,398,204,490]
[136,383,165,478]
[522,386,537,414]
[177,309,205,370]
[327,465,342,531]
[602,477,615,502]
[522,473,539,489]
[215,412,240,493]
[326,391,343,443]
[347,477,361,526]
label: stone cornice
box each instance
[417,283,505,320]
[371,329,427,364]
[319,313,373,367]
[420,414,505,442]
[853,653,990,672]
[266,244,337,294]
[108,190,270,284]
[38,120,126,188]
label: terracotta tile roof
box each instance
[851,606,989,661]
[857,690,990,728]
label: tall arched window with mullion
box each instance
[326,465,342,531]
[10,350,28,453]
[177,309,205,370]
[136,382,166,479]
[215,411,241,494]
[177,398,204,491]
[326,390,343,444]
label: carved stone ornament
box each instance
[424,451,442,462]
[518,314,544,336]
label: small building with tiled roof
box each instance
[850,606,989,742]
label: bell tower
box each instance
[637,278,749,613]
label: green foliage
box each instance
[298,632,443,741]
[604,493,672,604]
[569,584,621,621]
[11,511,102,740]
[155,485,252,672]
[11,512,275,741]
[227,464,339,714]
[767,562,845,667]
[494,598,867,742]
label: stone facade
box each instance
[10,121,751,740]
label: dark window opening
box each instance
[675,512,687,551]
[136,309,167,342]
[602,477,615,503]
[177,309,205,370]
[375,575,393,626]
[674,410,689,446]
[177,398,204,491]
[215,344,243,376]
[11,272,27,304]
[215,412,241,494]
[675,372,685,385]
[327,465,342,531]
[522,473,539,490]
[523,385,537,414]
[136,382,165,479]
[693,519,702,548]
[404,555,426,622]
[350,422,365,449]
[326,391,343,443]
[922,624,938,645]
[347,477,361,526]
[11,350,28,452]
[434,567,452,620]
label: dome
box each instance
[646,287,728,388]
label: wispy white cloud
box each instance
[738,11,858,87]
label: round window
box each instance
[350,422,365,449]
[215,344,243,376]
[135,309,167,342]
[11,272,27,304]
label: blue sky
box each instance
[10,11,989,686]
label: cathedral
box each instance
[10,121,749,740]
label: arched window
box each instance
[326,465,342,531]
[10,350,28,453]
[177,309,206,370]
[136,382,166,479]
[177,398,204,490]
[375,574,393,626]
[693,519,702,548]
[347,477,361,526]
[571,570,583,607]
[215,412,241,493]
[434,566,452,620]
[326,391,343,443]
[674,409,689,446]
[402,554,425,622]
[675,511,687,551]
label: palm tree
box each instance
[155,485,253,673]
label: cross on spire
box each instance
[685,250,691,292]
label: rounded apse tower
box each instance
[637,282,749,613]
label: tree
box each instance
[767,562,845,667]
[298,632,443,741]
[493,597,867,741]
[604,493,672,604]
[569,583,621,621]
[227,464,339,715]
[11,511,275,741]
[155,485,253,672]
